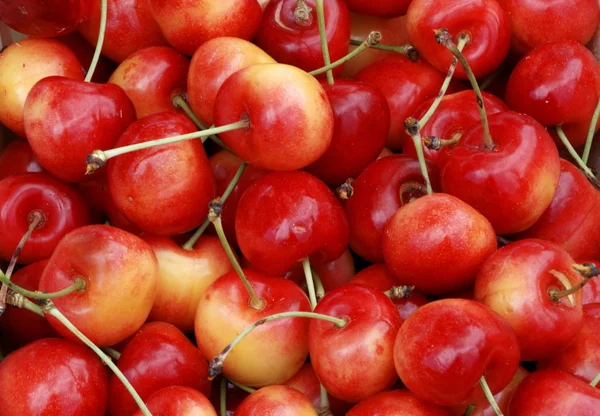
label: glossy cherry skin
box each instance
[309,284,402,402]
[395,298,520,406]
[474,239,584,361]
[24,76,136,183]
[0,260,57,350]
[305,79,390,185]
[351,264,429,320]
[54,32,115,83]
[256,0,350,76]
[78,0,168,63]
[108,112,216,236]
[345,0,411,18]
[109,46,189,119]
[235,170,349,275]
[515,160,600,260]
[509,369,600,415]
[214,63,334,171]
[188,37,275,127]
[144,235,234,333]
[402,91,509,166]
[39,225,159,346]
[236,385,317,416]
[496,0,600,55]
[133,386,217,416]
[348,390,451,416]
[108,322,211,416]
[441,112,561,235]
[195,270,311,387]
[0,0,92,37]
[0,139,43,179]
[0,338,108,416]
[355,55,453,151]
[0,173,92,264]
[407,0,510,79]
[0,38,84,136]
[582,260,600,305]
[343,155,441,263]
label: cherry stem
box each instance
[464,404,476,416]
[419,33,469,128]
[549,262,600,302]
[85,0,107,82]
[303,258,318,309]
[423,132,462,151]
[349,39,419,61]
[220,377,227,416]
[336,178,354,200]
[209,201,265,310]
[0,271,85,300]
[591,372,600,387]
[294,0,313,26]
[102,347,121,361]
[313,268,325,301]
[496,236,512,247]
[310,31,381,76]
[384,285,414,300]
[319,385,331,416]
[314,0,334,85]
[435,28,493,149]
[479,376,503,416]
[582,97,600,165]
[182,161,247,250]
[555,126,600,187]
[404,117,433,195]
[0,211,44,316]
[399,180,428,205]
[86,119,248,174]
[226,377,257,394]
[39,301,152,416]
[208,311,347,379]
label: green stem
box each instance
[303,258,318,309]
[349,39,418,60]
[591,372,600,387]
[220,377,227,416]
[479,376,504,416]
[313,268,325,301]
[172,94,206,130]
[555,126,600,186]
[102,347,121,361]
[320,384,331,414]
[6,295,44,317]
[310,31,381,76]
[182,161,247,250]
[85,0,107,83]
[226,377,257,394]
[464,404,476,416]
[0,271,85,300]
[404,117,433,195]
[314,0,333,85]
[582,97,600,165]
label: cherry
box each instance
[343,155,441,263]
[304,79,390,185]
[107,321,211,416]
[582,260,600,305]
[235,171,349,276]
[188,37,276,127]
[213,63,334,171]
[0,38,84,136]
[54,32,115,83]
[309,284,402,403]
[441,112,561,235]
[0,172,92,264]
[208,379,250,415]
[133,386,217,416]
[0,338,108,415]
[256,0,351,76]
[235,385,317,416]
[39,224,159,347]
[107,111,215,236]
[474,239,584,361]
[394,298,520,407]
[347,389,451,416]
[24,76,136,183]
[509,369,600,415]
[344,0,411,18]
[505,40,600,147]
[0,139,43,179]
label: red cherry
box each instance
[54,32,116,83]
[133,386,217,416]
[148,0,262,56]
[235,171,349,276]
[343,155,441,263]
[0,173,92,264]
[407,0,510,78]
[394,298,520,406]
[309,284,402,402]
[344,0,411,18]
[39,224,159,346]
[0,338,108,415]
[582,260,600,305]
[107,112,215,236]
[24,76,136,183]
[0,139,44,179]
[235,385,317,416]
[348,389,451,416]
[256,0,351,76]
[108,321,211,416]
[440,112,561,234]
[474,239,584,361]
[208,379,249,415]
[109,46,189,119]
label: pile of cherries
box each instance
[0,0,599,415]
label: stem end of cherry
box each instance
[336,178,354,200]
[85,151,107,175]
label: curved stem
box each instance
[172,94,207,131]
[349,39,419,61]
[226,377,257,394]
[314,0,333,85]
[310,31,381,76]
[43,302,152,416]
[404,117,433,195]
[423,132,462,151]
[555,126,600,187]
[0,271,85,300]
[313,269,325,301]
[582,97,600,165]
[85,0,107,82]
[479,376,504,416]
[220,377,227,416]
[208,311,347,378]
[591,372,600,387]
[303,258,318,309]
[182,161,247,250]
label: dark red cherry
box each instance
[0,139,44,179]
[344,0,412,18]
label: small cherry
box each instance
[235,385,317,416]
[0,139,44,179]
[133,386,217,416]
[347,390,451,416]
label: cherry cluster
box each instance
[0,0,599,415]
